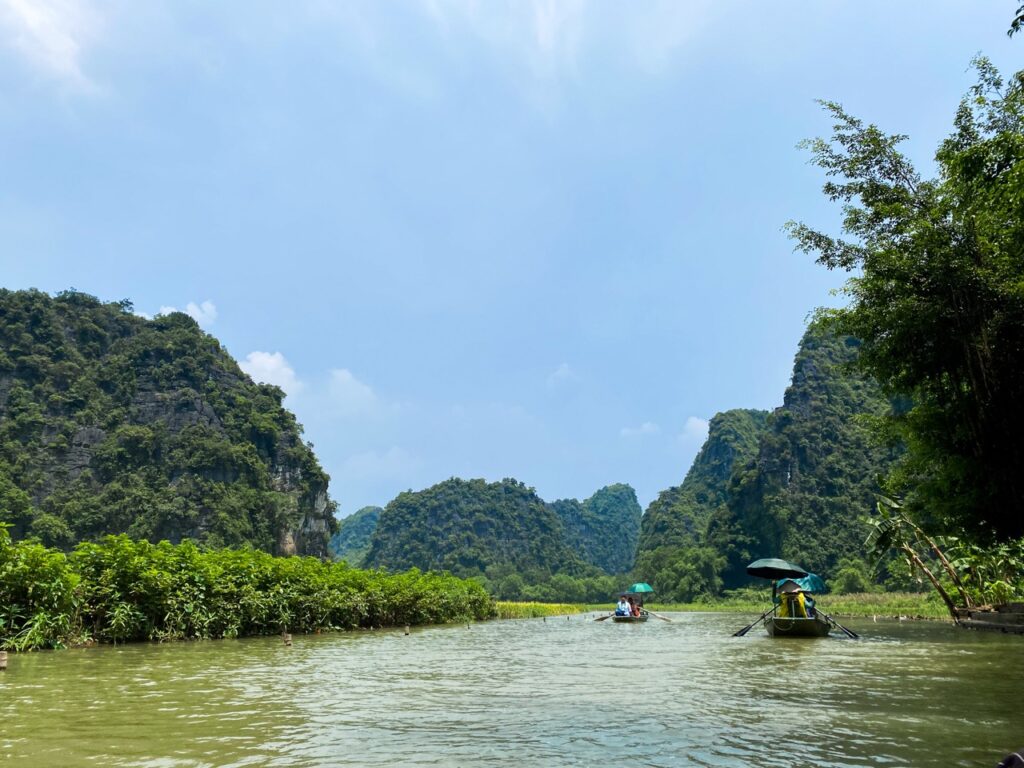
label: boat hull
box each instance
[612,614,649,623]
[766,615,831,638]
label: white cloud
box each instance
[328,368,379,417]
[0,0,100,90]
[546,362,577,388]
[156,300,217,329]
[239,351,303,396]
[185,300,217,327]
[679,415,709,443]
[620,421,660,439]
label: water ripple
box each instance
[2,614,1022,766]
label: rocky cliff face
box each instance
[707,325,899,585]
[0,288,336,556]
[637,409,769,561]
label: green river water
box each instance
[2,612,1022,767]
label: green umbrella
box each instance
[776,573,827,593]
[745,558,808,580]
[627,582,655,594]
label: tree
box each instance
[787,59,1024,541]
[865,497,974,621]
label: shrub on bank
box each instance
[0,527,494,651]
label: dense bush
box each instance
[0,526,494,651]
[832,557,876,595]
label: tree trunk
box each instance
[903,544,960,623]
[909,519,975,608]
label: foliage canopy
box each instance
[787,60,1024,540]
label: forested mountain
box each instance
[637,324,899,599]
[329,505,381,565]
[362,477,641,601]
[364,478,589,577]
[550,483,641,574]
[0,288,336,556]
[633,409,768,599]
[708,324,899,587]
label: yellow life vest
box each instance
[778,592,807,618]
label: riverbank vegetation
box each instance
[785,59,1024,619]
[495,593,948,621]
[627,60,1024,616]
[0,527,493,652]
[645,592,949,620]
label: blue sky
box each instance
[0,1,1018,515]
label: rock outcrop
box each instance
[0,288,337,556]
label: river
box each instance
[2,612,1021,767]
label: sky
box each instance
[0,1,1019,516]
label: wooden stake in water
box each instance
[0,651,7,670]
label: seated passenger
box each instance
[615,595,630,616]
[777,580,808,618]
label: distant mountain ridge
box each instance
[0,288,336,556]
[551,483,641,574]
[364,477,588,577]
[362,478,641,597]
[329,505,382,565]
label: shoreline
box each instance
[495,592,951,621]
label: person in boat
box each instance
[777,580,808,618]
[615,595,631,616]
[627,596,641,617]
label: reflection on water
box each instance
[2,614,1022,767]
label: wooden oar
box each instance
[822,612,859,639]
[646,610,673,623]
[594,613,615,622]
[732,606,774,637]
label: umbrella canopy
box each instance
[775,573,826,593]
[627,582,655,594]
[745,558,808,580]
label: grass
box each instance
[811,591,950,619]
[493,602,591,619]
[648,590,950,620]
[496,592,951,621]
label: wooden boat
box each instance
[766,614,831,637]
[612,611,649,623]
